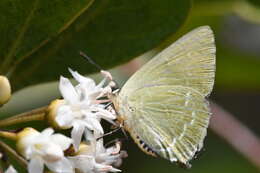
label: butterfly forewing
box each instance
[120,26,215,98]
[115,26,215,166]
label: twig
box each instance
[0,106,47,127]
[0,131,17,141]
[0,141,27,169]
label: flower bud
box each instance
[41,143,64,162]
[16,128,39,158]
[16,128,73,173]
[46,99,67,129]
[0,75,11,105]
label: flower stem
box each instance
[0,141,27,168]
[0,131,17,141]
[0,106,47,127]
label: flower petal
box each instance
[69,155,95,173]
[46,158,74,173]
[96,86,112,99]
[95,139,105,154]
[28,157,44,173]
[41,128,54,137]
[42,143,64,162]
[5,166,17,173]
[96,108,116,120]
[50,134,72,151]
[69,68,96,88]
[106,142,121,155]
[84,128,95,142]
[59,76,79,104]
[114,151,128,167]
[89,118,104,134]
[101,155,121,165]
[100,70,113,81]
[95,163,121,172]
[71,122,85,150]
[74,118,94,131]
[56,105,74,128]
[88,90,103,101]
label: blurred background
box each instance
[1,0,260,172]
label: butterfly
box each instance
[109,26,216,168]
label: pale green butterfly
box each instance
[110,26,216,167]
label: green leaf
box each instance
[247,0,260,7]
[0,0,191,91]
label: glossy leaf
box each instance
[0,0,191,91]
[247,0,260,7]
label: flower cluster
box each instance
[69,133,127,173]
[49,69,116,149]
[8,70,126,173]
[16,128,73,173]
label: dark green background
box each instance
[0,0,260,172]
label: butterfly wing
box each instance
[119,26,215,98]
[116,26,215,166]
[119,85,210,166]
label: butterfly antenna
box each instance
[104,137,129,148]
[121,127,128,140]
[79,51,102,71]
[96,123,128,141]
[96,126,122,141]
[79,51,119,87]
[104,102,113,109]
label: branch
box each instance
[0,141,27,169]
[0,106,47,127]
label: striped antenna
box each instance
[79,51,102,71]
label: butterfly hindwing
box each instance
[120,85,210,165]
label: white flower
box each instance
[55,69,116,150]
[69,136,127,173]
[5,166,17,173]
[16,128,73,173]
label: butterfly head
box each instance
[107,89,129,126]
[107,90,118,108]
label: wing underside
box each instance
[116,26,215,166]
[120,26,215,98]
[124,85,210,165]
